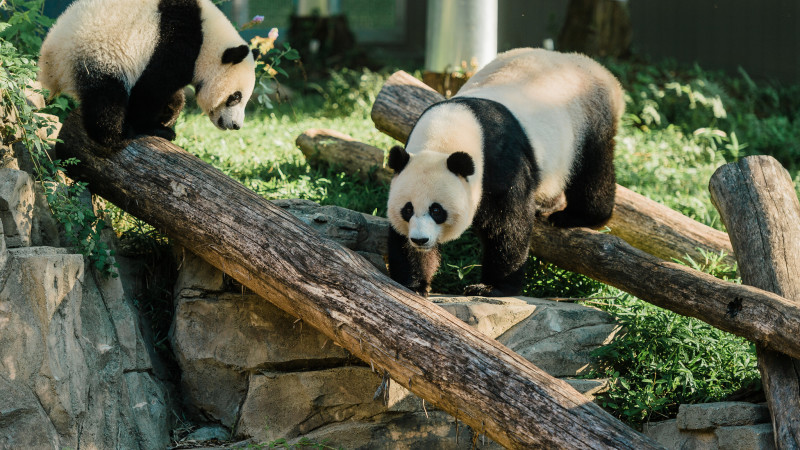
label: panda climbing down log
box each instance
[38,0,258,148]
[387,48,625,297]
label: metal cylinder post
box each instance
[425,0,498,73]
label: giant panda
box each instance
[38,0,258,147]
[386,48,625,297]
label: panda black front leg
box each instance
[75,67,133,148]
[464,223,532,297]
[388,227,440,297]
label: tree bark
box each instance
[709,155,800,449]
[295,128,392,183]
[55,113,661,450]
[557,0,632,58]
[525,223,800,361]
[370,70,735,266]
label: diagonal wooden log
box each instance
[55,113,662,449]
[709,155,800,449]
[371,70,735,267]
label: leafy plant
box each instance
[0,24,116,276]
[247,25,300,110]
[586,292,759,427]
[0,0,53,55]
[585,251,754,427]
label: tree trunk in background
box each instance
[709,155,800,450]
[54,112,662,450]
[557,0,632,58]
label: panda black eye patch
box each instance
[401,202,414,222]
[429,203,447,224]
[226,91,242,107]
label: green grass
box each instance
[159,60,800,428]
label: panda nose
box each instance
[231,123,240,130]
[411,237,429,246]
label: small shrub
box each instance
[586,252,758,427]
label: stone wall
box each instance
[644,402,775,450]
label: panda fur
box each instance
[387,48,624,297]
[38,0,257,147]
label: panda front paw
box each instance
[147,126,177,141]
[463,283,506,297]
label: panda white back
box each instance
[455,48,624,202]
[39,0,161,97]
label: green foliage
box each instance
[606,58,800,171]
[586,251,757,427]
[252,41,300,110]
[0,0,53,55]
[0,24,116,276]
[313,68,387,118]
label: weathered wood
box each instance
[525,222,800,361]
[371,70,444,143]
[55,113,661,450]
[611,185,735,266]
[709,155,800,449]
[295,128,392,182]
[370,70,735,266]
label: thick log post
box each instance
[55,113,661,449]
[371,70,735,266]
[709,155,800,449]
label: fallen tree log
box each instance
[371,70,735,266]
[55,113,661,449]
[709,155,800,449]
[295,128,392,183]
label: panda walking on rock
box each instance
[38,0,258,148]
[387,48,625,298]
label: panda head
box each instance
[194,44,257,131]
[387,145,476,251]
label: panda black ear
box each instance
[251,48,261,60]
[388,146,410,173]
[222,45,250,64]
[447,152,475,178]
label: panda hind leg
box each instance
[388,227,440,297]
[76,69,132,148]
[548,128,616,228]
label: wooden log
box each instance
[295,128,392,183]
[524,222,800,360]
[370,70,735,266]
[55,113,661,450]
[709,155,800,449]
[611,185,735,266]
